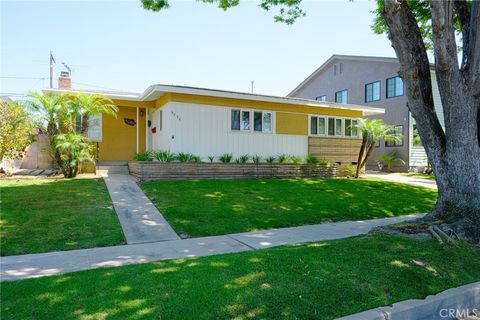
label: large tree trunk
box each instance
[383,0,480,241]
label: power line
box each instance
[0,76,47,80]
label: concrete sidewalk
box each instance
[0,214,423,281]
[365,173,437,189]
[103,174,180,244]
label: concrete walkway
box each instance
[365,172,437,189]
[103,174,180,244]
[1,214,423,281]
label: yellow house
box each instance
[45,85,383,165]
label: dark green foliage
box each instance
[134,151,153,161]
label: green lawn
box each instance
[400,173,436,181]
[2,234,479,320]
[140,178,437,237]
[0,178,125,256]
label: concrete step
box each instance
[97,165,129,174]
[98,161,128,166]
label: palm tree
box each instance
[68,93,117,135]
[25,91,71,164]
[354,119,401,178]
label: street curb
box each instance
[337,281,480,320]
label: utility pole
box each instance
[49,51,55,88]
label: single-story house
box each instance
[44,85,383,165]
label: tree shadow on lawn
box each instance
[0,178,125,256]
[145,178,438,237]
[2,234,478,320]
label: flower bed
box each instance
[128,161,338,180]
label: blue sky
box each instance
[1,0,396,97]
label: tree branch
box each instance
[382,0,445,170]
[453,0,471,70]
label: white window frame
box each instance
[230,108,274,134]
[308,115,327,136]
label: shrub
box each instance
[277,154,289,163]
[340,164,357,178]
[55,133,94,178]
[305,155,318,164]
[134,151,153,161]
[265,156,276,164]
[290,155,303,164]
[239,154,249,163]
[208,156,215,163]
[375,149,406,172]
[153,150,176,162]
[252,155,261,164]
[318,159,330,165]
[176,152,198,163]
[219,153,233,163]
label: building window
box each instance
[310,116,326,135]
[241,110,250,131]
[365,81,381,102]
[345,119,358,137]
[386,76,404,98]
[232,109,272,133]
[231,110,240,130]
[385,125,404,147]
[335,90,348,103]
[328,117,335,136]
[335,118,343,136]
[315,95,327,102]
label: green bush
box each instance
[305,155,318,164]
[153,150,176,162]
[265,156,276,164]
[177,152,199,163]
[290,155,303,164]
[207,156,215,163]
[277,154,290,163]
[219,153,233,163]
[318,159,330,165]
[340,164,357,178]
[134,151,153,161]
[55,133,94,178]
[252,155,261,164]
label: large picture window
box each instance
[87,114,102,141]
[365,81,380,102]
[386,76,404,98]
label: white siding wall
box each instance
[151,102,308,160]
[408,71,445,167]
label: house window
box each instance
[351,119,358,136]
[335,90,348,103]
[231,109,272,133]
[365,81,381,102]
[231,110,240,130]
[328,117,335,136]
[309,116,326,135]
[315,95,327,102]
[386,76,404,98]
[88,114,102,141]
[335,118,343,136]
[385,125,404,147]
[345,119,352,136]
[241,110,250,131]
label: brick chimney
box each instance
[58,71,72,90]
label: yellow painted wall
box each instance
[158,93,364,118]
[276,112,308,135]
[99,105,146,161]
